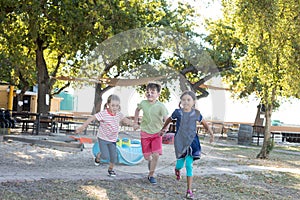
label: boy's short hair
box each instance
[146,82,161,93]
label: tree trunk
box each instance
[36,37,50,114]
[256,101,273,159]
[92,84,103,114]
[179,75,189,92]
[92,83,113,114]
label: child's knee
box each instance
[143,153,151,160]
[175,158,185,170]
[101,154,109,160]
[152,152,159,160]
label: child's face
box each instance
[107,100,120,114]
[180,94,195,111]
[146,89,159,103]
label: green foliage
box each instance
[0,0,198,112]
[1,0,221,113]
[204,20,248,73]
[78,1,206,100]
[207,0,300,105]
[206,0,300,158]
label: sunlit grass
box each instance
[274,145,300,152]
[81,185,108,199]
[1,172,299,200]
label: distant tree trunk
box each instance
[36,37,50,114]
[257,91,275,159]
[92,84,103,114]
[179,75,189,92]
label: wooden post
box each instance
[8,85,14,111]
[7,85,14,134]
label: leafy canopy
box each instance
[207,0,300,105]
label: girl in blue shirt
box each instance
[160,90,214,199]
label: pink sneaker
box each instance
[185,189,194,199]
[175,168,181,181]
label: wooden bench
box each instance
[270,131,300,143]
[281,132,300,142]
[271,126,300,143]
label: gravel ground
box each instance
[0,132,299,199]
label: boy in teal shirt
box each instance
[134,83,169,184]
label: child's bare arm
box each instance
[159,117,172,136]
[133,108,140,130]
[75,115,97,134]
[201,119,214,143]
[122,117,140,130]
[121,117,134,126]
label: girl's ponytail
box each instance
[103,103,108,110]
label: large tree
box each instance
[1,0,105,113]
[2,0,190,114]
[74,1,205,112]
[80,1,237,112]
[206,0,300,158]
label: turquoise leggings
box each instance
[175,155,194,177]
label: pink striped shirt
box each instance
[95,109,124,142]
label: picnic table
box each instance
[197,121,240,137]
[50,114,99,135]
[11,112,97,135]
[12,111,41,134]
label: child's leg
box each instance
[107,142,118,170]
[141,132,163,184]
[140,132,152,161]
[187,177,193,191]
[104,142,117,176]
[185,155,194,191]
[140,135,153,176]
[96,152,101,158]
[175,157,185,170]
[98,138,110,161]
[175,157,185,180]
[95,152,101,162]
[185,176,194,199]
[148,133,162,177]
[95,138,102,162]
[149,152,159,177]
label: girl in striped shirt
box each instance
[76,94,134,176]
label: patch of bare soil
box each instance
[0,134,299,200]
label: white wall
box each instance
[73,85,300,125]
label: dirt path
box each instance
[1,136,299,183]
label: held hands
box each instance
[133,123,140,131]
[159,129,167,136]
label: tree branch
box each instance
[52,82,71,96]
